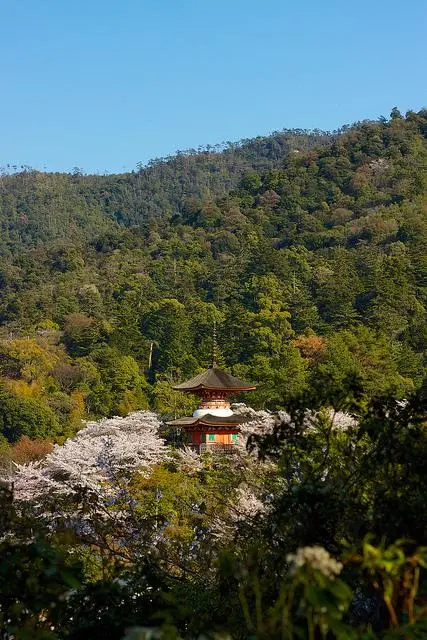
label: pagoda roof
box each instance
[167,413,245,429]
[172,367,256,393]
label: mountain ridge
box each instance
[0,127,336,252]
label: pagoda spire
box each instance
[211,319,217,368]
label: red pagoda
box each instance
[167,366,256,452]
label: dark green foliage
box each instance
[0,486,82,639]
[253,384,427,547]
[57,573,166,640]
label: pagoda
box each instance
[167,365,256,452]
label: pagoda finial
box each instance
[211,319,217,368]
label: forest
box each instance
[0,108,426,638]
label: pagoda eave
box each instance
[171,426,242,434]
[171,384,256,393]
[167,415,244,430]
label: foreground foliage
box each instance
[1,386,426,638]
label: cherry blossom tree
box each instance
[11,411,169,564]
[233,403,357,453]
[14,410,167,502]
[231,403,280,453]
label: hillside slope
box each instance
[0,109,425,441]
[0,129,332,253]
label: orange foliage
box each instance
[11,436,54,464]
[292,334,327,365]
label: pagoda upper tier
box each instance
[172,367,256,394]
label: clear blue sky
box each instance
[1,0,426,174]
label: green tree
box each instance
[141,299,196,378]
[313,326,415,399]
[0,389,60,442]
[234,345,308,408]
[63,313,101,357]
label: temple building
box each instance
[167,366,256,452]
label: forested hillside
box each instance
[0,128,331,251]
[0,109,426,443]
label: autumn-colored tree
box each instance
[292,333,327,365]
[10,436,53,464]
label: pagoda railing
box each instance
[187,443,237,454]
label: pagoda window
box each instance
[232,434,238,442]
[208,434,216,442]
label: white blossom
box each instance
[14,411,167,503]
[174,446,205,474]
[231,403,277,451]
[230,484,269,522]
[286,546,343,579]
[328,410,357,431]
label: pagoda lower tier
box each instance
[167,413,245,450]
